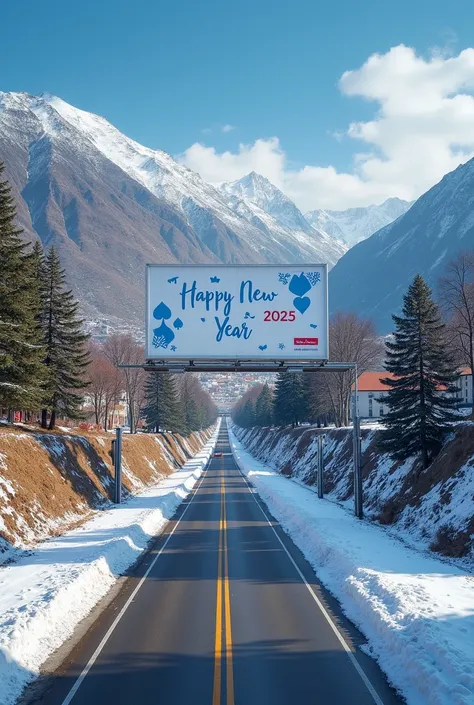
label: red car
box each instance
[214,452,223,457]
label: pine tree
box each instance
[0,162,45,412]
[142,371,183,432]
[40,246,90,429]
[241,398,256,428]
[255,384,274,426]
[379,275,459,469]
[273,372,308,427]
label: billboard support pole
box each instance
[353,366,363,519]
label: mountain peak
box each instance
[220,172,318,235]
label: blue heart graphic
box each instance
[152,321,175,348]
[294,296,310,314]
[259,345,268,351]
[310,323,318,329]
[289,273,311,297]
[153,302,172,320]
[200,317,206,322]
[173,318,183,330]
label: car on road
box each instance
[214,452,223,457]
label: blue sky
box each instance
[3,0,474,210]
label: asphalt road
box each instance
[31,424,404,705]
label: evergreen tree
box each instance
[379,275,459,469]
[181,376,202,433]
[142,371,183,432]
[40,246,90,429]
[255,384,274,426]
[241,398,256,428]
[0,163,45,412]
[273,372,308,427]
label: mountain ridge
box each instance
[329,157,474,332]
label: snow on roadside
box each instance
[0,421,220,705]
[228,422,474,705]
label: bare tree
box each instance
[324,312,382,426]
[439,252,474,414]
[88,342,124,429]
[103,334,146,433]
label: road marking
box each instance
[212,489,224,705]
[230,432,385,705]
[59,449,215,705]
[213,456,235,705]
[222,474,235,705]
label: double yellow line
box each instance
[212,457,234,705]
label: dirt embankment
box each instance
[0,425,211,562]
[234,423,474,563]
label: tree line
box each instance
[233,310,382,430]
[88,337,217,434]
[0,162,89,429]
[0,160,217,435]
[233,262,474,470]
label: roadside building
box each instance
[355,371,395,419]
[453,368,473,408]
[354,368,473,420]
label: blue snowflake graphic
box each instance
[170,345,177,352]
[278,272,291,285]
[278,343,285,350]
[306,271,321,286]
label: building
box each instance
[355,368,474,420]
[355,371,394,419]
[453,368,473,408]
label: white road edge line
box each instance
[230,436,385,705]
[59,447,215,705]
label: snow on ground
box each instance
[228,422,474,705]
[0,422,220,705]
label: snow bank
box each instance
[0,421,220,705]
[228,422,474,705]
[235,424,474,563]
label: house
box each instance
[453,368,473,408]
[354,368,473,420]
[354,371,395,419]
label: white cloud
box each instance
[179,45,474,211]
[221,124,236,133]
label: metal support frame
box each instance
[114,426,123,504]
[352,366,363,519]
[117,359,364,518]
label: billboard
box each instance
[146,265,328,360]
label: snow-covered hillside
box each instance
[40,94,344,267]
[233,423,474,564]
[0,92,348,326]
[306,198,412,247]
[329,156,474,332]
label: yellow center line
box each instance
[212,482,224,705]
[223,482,235,705]
[212,452,235,705]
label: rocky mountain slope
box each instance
[0,92,344,326]
[306,198,412,247]
[220,171,347,265]
[329,158,474,332]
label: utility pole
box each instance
[317,433,325,499]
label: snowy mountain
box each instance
[220,172,347,265]
[0,92,346,325]
[329,158,474,332]
[306,198,412,247]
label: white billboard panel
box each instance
[146,265,328,360]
